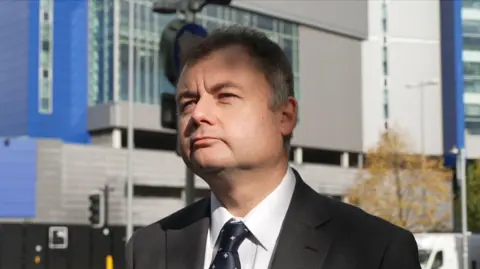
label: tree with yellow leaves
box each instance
[453,160,480,232]
[346,128,453,232]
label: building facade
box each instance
[0,0,90,143]
[0,0,472,224]
[463,1,480,158]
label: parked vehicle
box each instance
[414,233,480,269]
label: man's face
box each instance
[176,46,297,174]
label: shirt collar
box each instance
[210,167,296,251]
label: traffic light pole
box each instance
[103,184,110,227]
[153,0,232,206]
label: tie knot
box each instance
[217,220,250,253]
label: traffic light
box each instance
[88,192,105,228]
[161,92,177,130]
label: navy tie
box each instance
[209,220,250,269]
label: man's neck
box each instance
[206,160,289,217]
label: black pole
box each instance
[104,184,109,228]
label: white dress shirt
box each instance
[203,167,296,269]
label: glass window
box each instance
[89,0,118,106]
[464,36,480,51]
[382,46,388,76]
[97,2,299,106]
[112,0,175,105]
[463,21,480,36]
[38,0,53,114]
[465,79,480,93]
[257,15,274,31]
[464,62,480,76]
[463,0,480,9]
[466,120,480,135]
[465,104,480,117]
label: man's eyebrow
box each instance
[209,81,242,93]
[177,81,242,100]
[176,90,196,102]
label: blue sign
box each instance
[160,19,208,86]
[173,22,208,74]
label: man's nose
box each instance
[191,96,215,125]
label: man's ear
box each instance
[278,96,298,138]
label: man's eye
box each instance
[218,93,236,99]
[180,101,195,111]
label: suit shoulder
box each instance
[127,197,209,248]
[159,196,210,229]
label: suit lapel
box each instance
[165,198,210,269]
[270,170,335,269]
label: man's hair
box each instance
[181,26,295,147]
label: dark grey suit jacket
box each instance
[126,171,421,269]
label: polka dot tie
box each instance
[209,220,250,269]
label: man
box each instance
[126,26,421,269]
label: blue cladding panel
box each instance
[441,0,465,167]
[0,138,37,218]
[0,0,30,136]
[29,0,90,144]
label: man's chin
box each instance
[191,160,226,172]
[189,156,233,174]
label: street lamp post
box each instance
[405,79,439,156]
[451,146,469,269]
[126,0,135,242]
[405,79,438,229]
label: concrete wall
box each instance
[29,140,357,226]
[87,103,174,134]
[231,0,369,39]
[466,134,480,158]
[360,0,385,152]
[362,0,444,155]
[294,26,363,152]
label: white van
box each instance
[414,233,480,269]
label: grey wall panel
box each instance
[34,142,205,225]
[360,40,385,151]
[29,140,361,226]
[293,25,363,151]
[291,163,357,195]
[35,140,64,223]
[87,103,176,134]
[466,134,480,159]
[231,0,369,40]
[387,41,443,156]
[388,0,440,41]
[359,0,442,154]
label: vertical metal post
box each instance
[419,85,427,219]
[419,85,425,156]
[104,184,109,227]
[126,0,135,241]
[458,148,469,269]
[184,4,196,206]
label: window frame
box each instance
[38,0,54,114]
